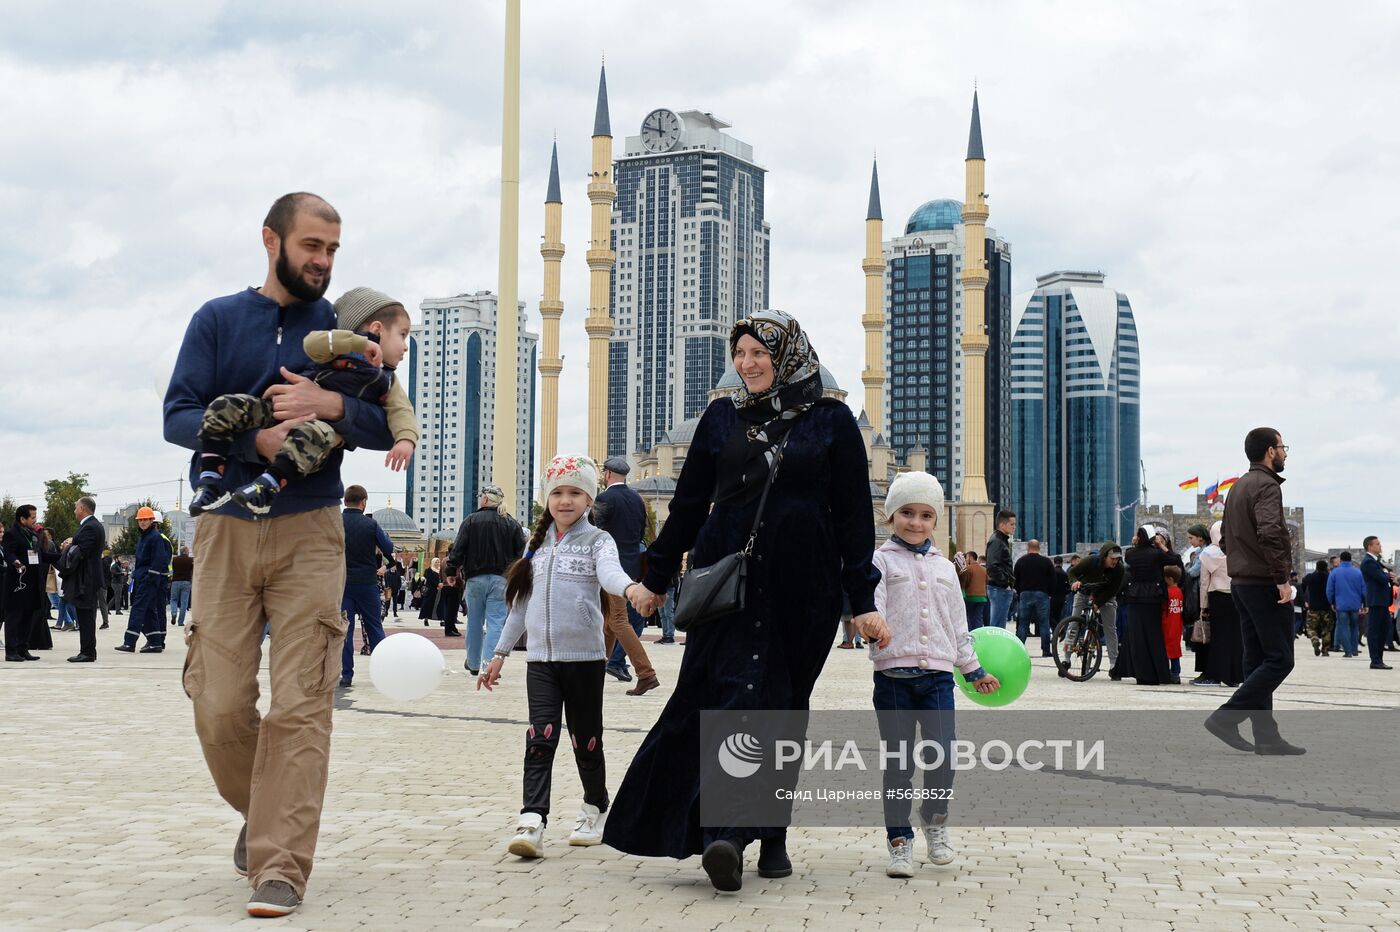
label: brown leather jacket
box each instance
[1221,464,1292,585]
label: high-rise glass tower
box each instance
[407,291,538,534]
[607,109,770,459]
[1010,271,1141,551]
[883,201,1012,503]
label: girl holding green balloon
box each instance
[858,471,1000,879]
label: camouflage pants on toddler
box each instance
[199,393,341,480]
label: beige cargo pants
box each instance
[185,507,347,897]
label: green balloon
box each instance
[953,626,1031,707]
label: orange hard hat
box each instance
[136,506,157,521]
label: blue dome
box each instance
[904,199,964,234]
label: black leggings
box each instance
[523,660,608,823]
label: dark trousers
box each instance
[607,603,646,670]
[124,577,169,648]
[1365,606,1391,665]
[75,604,98,658]
[522,660,608,824]
[340,582,385,683]
[1016,591,1051,655]
[873,670,955,840]
[4,602,32,654]
[1216,583,1295,740]
[964,600,988,630]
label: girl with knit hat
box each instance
[866,470,999,878]
[477,454,637,858]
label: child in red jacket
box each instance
[1162,565,1184,684]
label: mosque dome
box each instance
[904,199,964,234]
[371,507,420,534]
[714,364,842,393]
[662,417,702,445]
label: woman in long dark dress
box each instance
[418,557,440,625]
[1196,521,1243,686]
[603,310,882,891]
[1111,526,1176,684]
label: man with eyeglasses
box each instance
[1205,428,1305,755]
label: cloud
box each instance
[3,0,1398,548]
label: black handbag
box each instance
[671,436,788,633]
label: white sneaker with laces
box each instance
[886,837,915,878]
[568,803,607,846]
[508,812,545,858]
[923,817,955,865]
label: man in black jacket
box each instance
[60,496,107,662]
[1206,427,1303,755]
[1013,540,1056,657]
[340,485,395,688]
[596,457,658,695]
[443,485,525,676]
[984,510,1017,630]
[4,505,55,661]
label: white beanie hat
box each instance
[542,454,599,501]
[885,471,945,524]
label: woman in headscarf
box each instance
[1194,521,1243,687]
[418,556,440,625]
[1111,526,1179,685]
[604,310,882,891]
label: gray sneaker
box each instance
[886,837,915,878]
[234,823,247,876]
[247,880,300,918]
[923,818,955,865]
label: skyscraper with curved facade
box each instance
[1009,270,1140,552]
[882,198,1012,507]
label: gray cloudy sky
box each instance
[4,0,1398,550]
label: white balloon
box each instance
[369,633,446,701]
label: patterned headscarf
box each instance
[716,309,828,506]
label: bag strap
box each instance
[740,434,790,557]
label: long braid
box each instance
[505,511,554,609]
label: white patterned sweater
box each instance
[492,515,634,662]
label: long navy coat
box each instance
[603,398,879,858]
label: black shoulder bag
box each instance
[671,436,788,633]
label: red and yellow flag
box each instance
[1178,476,1199,491]
[1218,476,1239,493]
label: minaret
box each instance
[584,63,616,464]
[954,90,994,548]
[538,141,565,469]
[861,158,887,435]
[491,0,522,513]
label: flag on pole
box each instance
[1218,477,1239,494]
[1203,480,1221,503]
[1178,476,1199,491]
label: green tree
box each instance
[530,501,544,528]
[0,494,16,528]
[111,499,173,556]
[42,472,90,542]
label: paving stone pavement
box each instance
[4,618,1398,930]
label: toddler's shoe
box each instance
[231,475,281,515]
[568,803,606,846]
[886,837,915,878]
[188,483,230,516]
[922,816,955,865]
[508,812,545,858]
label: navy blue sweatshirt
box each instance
[163,288,394,519]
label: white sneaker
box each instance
[923,817,955,865]
[508,812,545,858]
[568,803,607,846]
[886,837,915,878]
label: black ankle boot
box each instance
[701,839,743,892]
[757,836,792,878]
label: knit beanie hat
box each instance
[333,287,406,332]
[885,470,945,524]
[542,454,599,501]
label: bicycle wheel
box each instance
[1053,616,1102,682]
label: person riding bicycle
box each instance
[1065,541,1126,669]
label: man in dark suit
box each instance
[1360,535,1395,670]
[596,456,659,696]
[60,496,107,662]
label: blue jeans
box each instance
[873,670,955,840]
[987,585,1013,630]
[1016,591,1051,655]
[341,582,386,683]
[658,592,676,639]
[1334,610,1361,656]
[965,600,988,630]
[608,602,646,671]
[169,580,191,626]
[464,574,509,673]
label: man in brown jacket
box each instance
[1204,427,1304,756]
[959,552,990,629]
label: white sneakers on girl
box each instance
[886,837,915,878]
[508,812,545,858]
[568,803,607,846]
[923,817,955,865]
